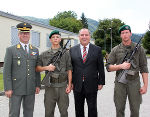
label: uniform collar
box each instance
[121,42,136,50]
[47,47,62,53]
[20,41,29,48]
[80,43,90,50]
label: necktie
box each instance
[83,46,87,63]
[24,45,28,53]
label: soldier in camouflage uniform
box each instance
[36,30,72,117]
[106,25,148,117]
[3,22,41,117]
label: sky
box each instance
[0,0,150,33]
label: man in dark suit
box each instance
[3,22,41,117]
[70,28,105,117]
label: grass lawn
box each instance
[41,73,45,81]
[0,73,4,91]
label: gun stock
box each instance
[117,70,129,84]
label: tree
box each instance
[81,13,88,29]
[142,31,150,54]
[93,18,125,52]
[49,11,83,33]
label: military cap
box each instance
[16,22,32,32]
[118,25,131,34]
[49,30,61,38]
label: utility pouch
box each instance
[126,70,139,80]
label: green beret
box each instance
[49,30,61,38]
[118,25,131,34]
[17,22,32,32]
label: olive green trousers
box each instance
[44,86,69,117]
[114,78,142,117]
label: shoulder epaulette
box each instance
[29,44,33,49]
[17,44,21,49]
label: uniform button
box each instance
[28,74,30,76]
[28,69,30,71]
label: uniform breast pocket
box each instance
[116,53,125,63]
[30,56,37,66]
[12,56,22,67]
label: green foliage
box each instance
[102,50,107,57]
[49,11,83,33]
[93,18,125,52]
[53,11,77,19]
[142,31,150,54]
[0,73,4,91]
[81,13,88,29]
[22,16,99,34]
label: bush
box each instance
[102,50,107,57]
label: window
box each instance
[11,26,19,45]
[66,40,71,49]
[31,31,40,47]
[74,39,78,46]
[46,34,52,47]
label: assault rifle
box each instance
[117,37,143,84]
[41,40,70,86]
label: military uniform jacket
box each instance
[3,44,41,95]
[106,42,148,81]
[37,48,72,87]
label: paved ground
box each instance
[0,60,150,117]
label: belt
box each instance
[50,77,67,83]
[126,72,139,80]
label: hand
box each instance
[66,85,71,94]
[98,85,103,90]
[5,90,13,98]
[35,87,40,94]
[120,62,131,70]
[139,85,147,94]
[47,64,56,71]
[71,84,74,90]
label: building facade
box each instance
[0,10,94,66]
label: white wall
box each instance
[0,15,94,62]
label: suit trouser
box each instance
[44,86,69,117]
[114,78,142,117]
[9,94,35,117]
[73,83,97,117]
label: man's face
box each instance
[18,32,30,44]
[120,30,132,42]
[50,34,61,45]
[79,29,90,46]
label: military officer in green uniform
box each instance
[36,30,72,117]
[106,25,148,117]
[3,22,41,117]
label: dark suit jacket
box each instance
[70,43,105,93]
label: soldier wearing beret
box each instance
[106,25,148,117]
[36,30,72,117]
[3,22,41,117]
